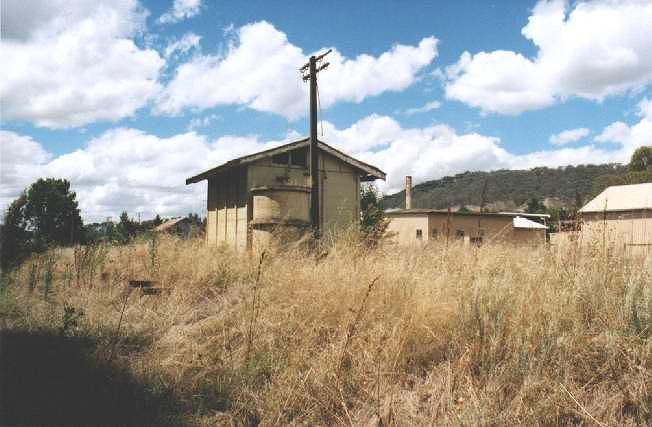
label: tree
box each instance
[1,179,83,268]
[360,186,390,247]
[526,197,546,214]
[113,212,138,243]
[629,146,652,172]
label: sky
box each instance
[1,0,651,222]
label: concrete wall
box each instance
[206,148,362,250]
[320,153,360,235]
[581,210,652,254]
[386,215,430,245]
[387,212,545,245]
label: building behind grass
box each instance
[579,182,652,254]
[186,138,385,251]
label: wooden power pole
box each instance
[301,50,331,237]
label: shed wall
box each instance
[581,210,652,253]
[207,168,248,251]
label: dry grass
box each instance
[1,233,651,426]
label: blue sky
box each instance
[2,0,651,220]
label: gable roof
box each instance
[153,217,188,232]
[186,137,386,184]
[579,182,652,213]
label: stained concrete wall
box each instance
[386,212,545,245]
[206,148,362,250]
[581,210,652,255]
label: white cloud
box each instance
[446,0,652,115]
[400,100,442,115]
[0,0,164,129]
[0,128,293,221]
[155,21,438,119]
[4,101,648,220]
[549,127,590,145]
[159,0,203,24]
[187,113,219,131]
[164,32,201,59]
[319,117,634,193]
[594,97,652,151]
[0,131,52,210]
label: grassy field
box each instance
[1,233,650,426]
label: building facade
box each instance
[579,182,652,254]
[186,138,385,250]
[385,210,548,246]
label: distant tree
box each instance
[457,205,471,213]
[629,146,652,172]
[113,212,138,243]
[526,198,546,214]
[360,186,390,247]
[1,179,83,268]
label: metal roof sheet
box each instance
[513,216,547,229]
[579,182,652,213]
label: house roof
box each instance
[385,209,550,220]
[579,182,652,213]
[186,137,386,184]
[513,216,547,229]
[153,217,187,232]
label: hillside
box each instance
[381,163,628,211]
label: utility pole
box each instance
[301,49,331,237]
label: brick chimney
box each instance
[405,176,412,210]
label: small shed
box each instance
[579,182,652,252]
[186,137,385,250]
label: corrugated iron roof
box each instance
[513,216,547,229]
[186,137,386,184]
[579,182,652,213]
[154,217,187,232]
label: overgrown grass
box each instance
[1,234,650,426]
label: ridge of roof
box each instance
[185,138,385,184]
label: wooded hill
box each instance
[380,163,629,212]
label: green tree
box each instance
[629,146,652,172]
[526,197,546,214]
[1,179,83,268]
[360,186,390,247]
[113,212,138,243]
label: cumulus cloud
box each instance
[400,100,442,116]
[319,117,627,193]
[4,101,648,220]
[0,0,164,129]
[155,21,438,119]
[0,131,52,210]
[159,0,203,24]
[445,0,652,115]
[594,97,652,151]
[0,128,294,221]
[549,128,590,145]
[164,32,201,59]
